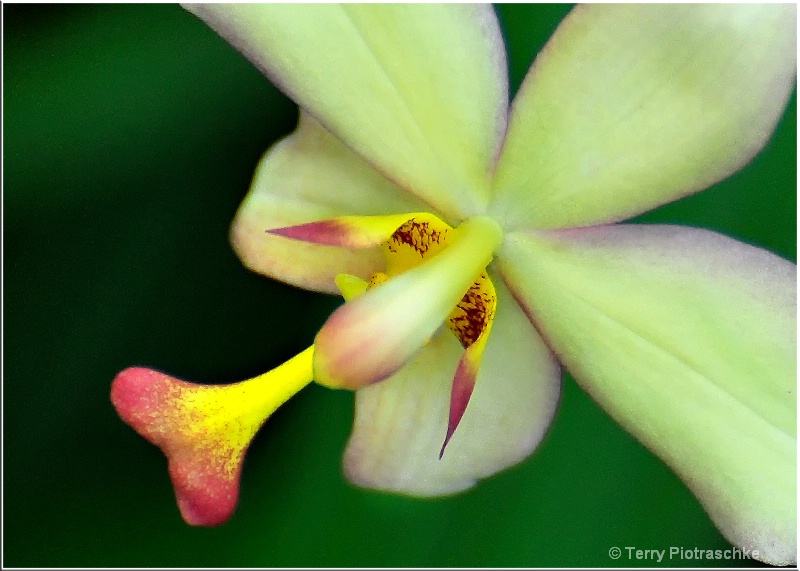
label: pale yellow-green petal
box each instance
[490,4,797,230]
[231,113,427,294]
[498,225,796,565]
[186,3,508,219]
[343,276,561,496]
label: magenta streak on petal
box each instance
[268,220,391,249]
[440,350,478,458]
[268,216,416,249]
[266,220,378,248]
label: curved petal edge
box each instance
[343,276,562,496]
[230,113,426,293]
[491,4,797,230]
[499,224,796,565]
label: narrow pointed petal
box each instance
[491,4,797,230]
[441,271,498,457]
[314,217,502,389]
[498,226,796,565]
[186,4,508,218]
[110,348,313,526]
[344,277,562,495]
[268,213,424,249]
[231,113,427,294]
[440,334,489,459]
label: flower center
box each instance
[313,214,502,390]
[315,213,501,456]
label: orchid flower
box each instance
[110,4,797,565]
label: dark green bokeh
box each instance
[4,4,794,567]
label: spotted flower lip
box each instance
[113,4,796,565]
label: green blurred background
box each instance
[4,4,795,568]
